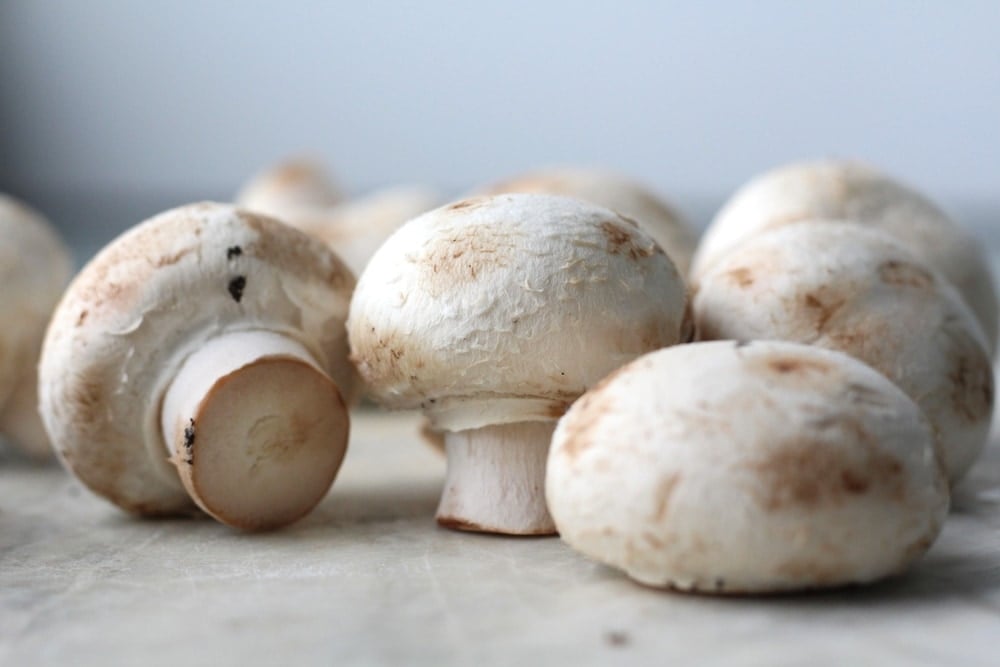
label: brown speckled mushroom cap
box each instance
[546,340,949,593]
[235,158,342,220]
[350,193,692,535]
[690,160,998,351]
[348,193,690,431]
[0,194,73,456]
[479,167,697,276]
[39,202,357,516]
[693,222,994,484]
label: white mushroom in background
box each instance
[289,186,440,276]
[0,195,73,460]
[235,157,343,220]
[690,159,999,352]
[348,194,691,535]
[693,222,994,484]
[40,202,358,531]
[478,167,698,276]
[547,341,949,593]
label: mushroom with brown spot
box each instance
[0,194,74,460]
[235,157,343,220]
[39,202,358,530]
[478,166,698,276]
[348,193,690,535]
[546,341,948,593]
[285,186,440,277]
[690,159,998,352]
[693,222,994,484]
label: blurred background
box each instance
[1,0,997,261]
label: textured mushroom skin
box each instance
[547,341,948,593]
[693,222,994,483]
[479,167,697,276]
[690,160,998,350]
[348,194,689,430]
[0,195,73,455]
[39,203,357,515]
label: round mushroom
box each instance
[235,157,342,220]
[692,222,994,484]
[690,160,998,351]
[0,194,73,459]
[39,202,358,530]
[288,185,440,276]
[348,193,691,535]
[478,166,697,276]
[547,340,949,593]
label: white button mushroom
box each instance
[546,341,949,593]
[286,185,440,276]
[235,157,343,220]
[348,194,691,535]
[690,160,998,351]
[693,222,994,484]
[479,167,698,276]
[39,202,358,530]
[0,194,73,459]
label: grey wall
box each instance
[1,0,998,209]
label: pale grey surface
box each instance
[2,1,999,201]
[2,194,1000,664]
[3,410,1000,666]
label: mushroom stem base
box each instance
[437,421,557,536]
[160,330,348,531]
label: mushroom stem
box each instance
[160,330,348,530]
[436,421,557,536]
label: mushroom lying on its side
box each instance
[693,222,994,484]
[0,195,73,460]
[40,203,358,530]
[235,157,343,221]
[546,341,948,594]
[690,160,998,352]
[348,194,691,535]
[478,167,697,276]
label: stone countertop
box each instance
[3,410,1000,666]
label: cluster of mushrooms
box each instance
[1,158,994,594]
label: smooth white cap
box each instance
[39,202,357,515]
[348,193,691,431]
[693,221,994,484]
[691,160,998,351]
[480,167,697,276]
[289,186,439,276]
[235,158,342,220]
[0,194,73,457]
[547,340,949,593]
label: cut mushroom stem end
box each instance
[436,421,557,536]
[160,330,348,531]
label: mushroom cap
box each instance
[235,158,342,220]
[690,160,998,350]
[39,202,357,515]
[546,340,949,593]
[479,167,697,276]
[289,186,440,276]
[348,193,690,431]
[1,359,54,460]
[693,221,994,483]
[0,194,72,424]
